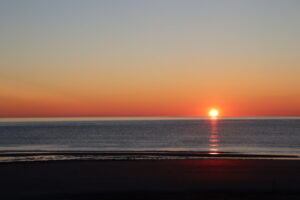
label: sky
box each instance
[0,0,300,117]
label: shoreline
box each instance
[0,151,299,163]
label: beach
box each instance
[1,158,300,199]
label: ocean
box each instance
[0,117,299,162]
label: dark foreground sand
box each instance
[0,159,300,199]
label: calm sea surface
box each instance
[0,117,299,159]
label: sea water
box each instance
[0,117,299,157]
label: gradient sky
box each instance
[0,0,300,117]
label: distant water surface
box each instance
[0,117,299,161]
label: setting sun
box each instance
[209,109,219,118]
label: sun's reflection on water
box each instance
[209,118,220,155]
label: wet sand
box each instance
[0,159,300,199]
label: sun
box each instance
[209,109,219,118]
